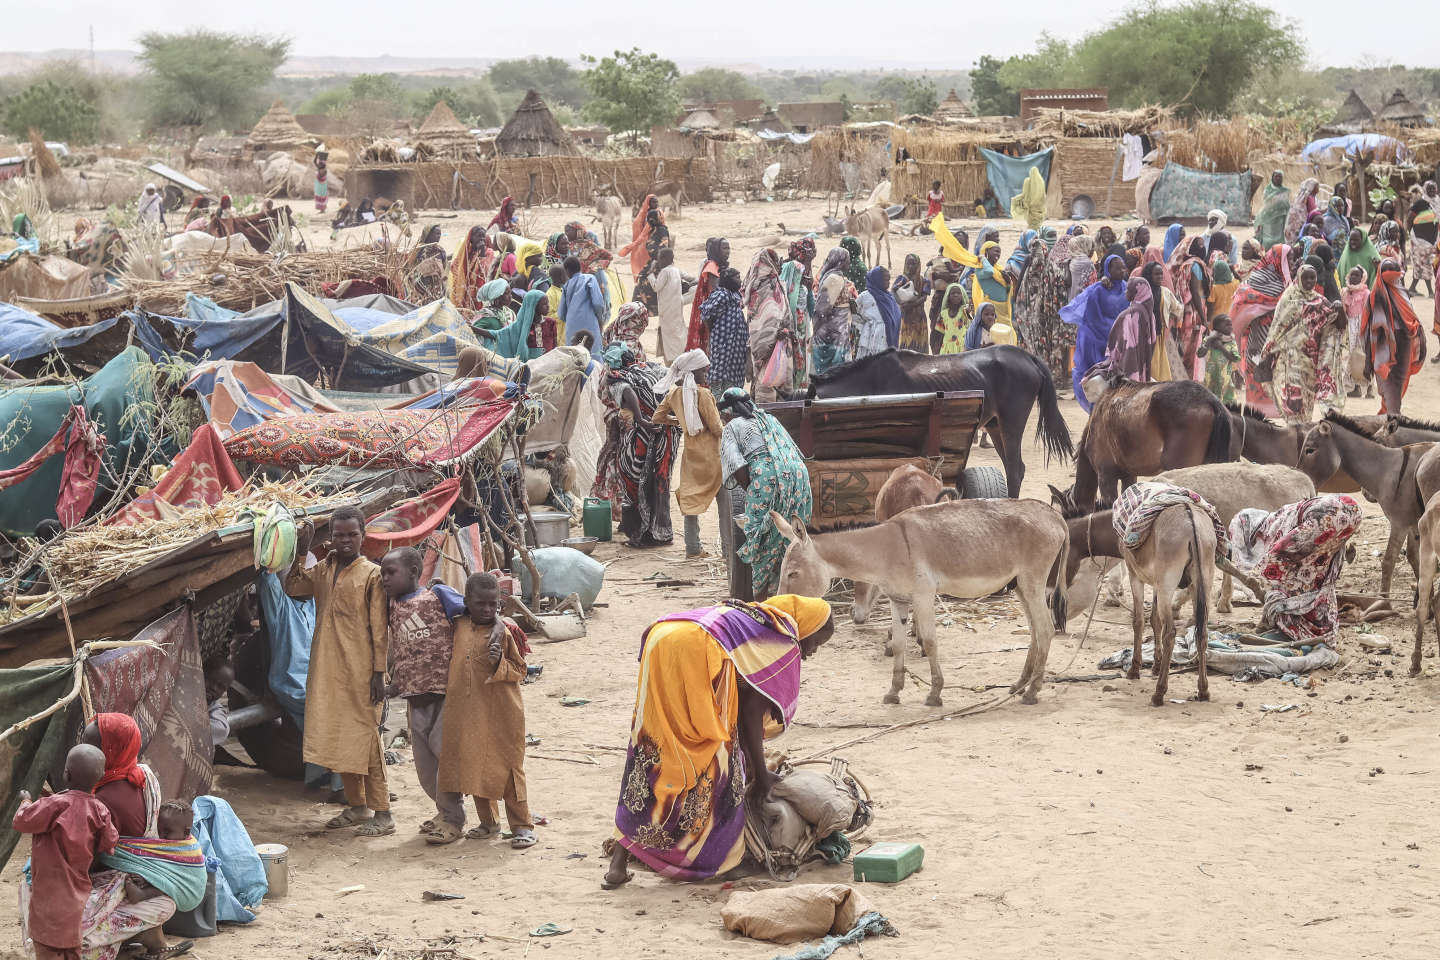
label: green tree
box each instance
[347,73,407,107]
[899,77,939,115]
[996,34,1076,93]
[416,83,501,127]
[137,30,289,130]
[1071,0,1302,114]
[970,55,1019,115]
[488,57,588,107]
[2,80,102,143]
[677,68,760,105]
[581,48,680,140]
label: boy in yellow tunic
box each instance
[286,505,393,837]
[438,573,536,848]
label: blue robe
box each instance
[1060,255,1131,411]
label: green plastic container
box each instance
[582,497,613,542]
[852,842,924,883]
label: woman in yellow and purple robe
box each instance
[603,595,834,888]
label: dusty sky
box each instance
[4,0,1427,69]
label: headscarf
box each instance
[755,594,832,641]
[1008,229,1038,275]
[966,302,996,351]
[563,220,613,273]
[1365,261,1423,387]
[1210,253,1234,285]
[1322,196,1352,247]
[1285,178,1319,244]
[1338,232,1381,286]
[608,300,650,359]
[514,240,544,281]
[1162,223,1186,263]
[1203,209,1227,239]
[1306,243,1341,301]
[618,195,662,278]
[865,266,901,348]
[1130,245,1165,280]
[839,236,867,287]
[543,231,568,269]
[487,196,516,229]
[786,236,816,265]
[95,713,146,790]
[1010,166,1047,230]
[1061,255,1132,409]
[818,248,850,287]
[489,288,547,360]
[447,227,494,304]
[137,183,164,223]
[478,277,509,303]
[655,348,711,435]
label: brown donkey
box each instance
[773,499,1069,706]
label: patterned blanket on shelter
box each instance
[222,402,514,469]
[1148,163,1253,226]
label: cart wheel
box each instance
[717,485,754,602]
[162,184,185,212]
[961,465,1009,500]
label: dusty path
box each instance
[5,199,1440,959]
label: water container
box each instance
[582,498,613,542]
[256,843,288,899]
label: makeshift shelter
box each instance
[935,90,972,122]
[495,90,579,158]
[416,100,477,159]
[678,109,723,132]
[1339,90,1374,126]
[1377,89,1426,127]
[777,102,844,134]
[246,100,312,154]
[1019,89,1109,124]
[1147,162,1253,225]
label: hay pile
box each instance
[1163,118,1277,173]
[5,480,351,624]
[247,100,312,152]
[122,244,414,314]
[1030,106,1168,138]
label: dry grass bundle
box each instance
[121,243,415,314]
[0,177,58,247]
[889,126,1041,163]
[1030,106,1168,138]
[1162,118,1267,173]
[27,129,62,180]
[6,480,351,622]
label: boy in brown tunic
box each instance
[438,573,536,848]
[380,546,466,845]
[287,505,393,837]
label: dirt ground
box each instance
[5,198,1440,959]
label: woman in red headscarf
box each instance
[20,714,194,960]
[1364,257,1426,413]
[487,197,518,232]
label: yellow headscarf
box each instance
[513,240,544,275]
[756,594,832,640]
[929,214,982,270]
[1010,167,1047,230]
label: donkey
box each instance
[1060,488,1218,706]
[1154,463,1315,612]
[1412,490,1440,675]
[592,191,623,250]
[773,499,1069,706]
[1297,414,1433,597]
[844,205,892,270]
[852,463,957,625]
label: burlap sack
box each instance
[721,884,877,944]
[770,770,858,838]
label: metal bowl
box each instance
[561,536,598,556]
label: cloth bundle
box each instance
[99,835,208,911]
[1112,481,1229,554]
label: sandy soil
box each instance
[6,199,1440,960]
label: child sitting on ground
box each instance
[438,573,537,849]
[1198,314,1243,405]
[1342,266,1373,398]
[380,546,467,845]
[13,743,117,960]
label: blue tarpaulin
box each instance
[1301,134,1410,163]
[1148,162,1253,225]
[979,147,1054,212]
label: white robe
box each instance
[654,264,686,363]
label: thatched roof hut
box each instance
[416,101,476,158]
[247,100,311,153]
[1377,89,1425,127]
[496,90,579,158]
[1337,89,1374,125]
[935,89,972,121]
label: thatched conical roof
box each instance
[1337,89,1373,124]
[496,90,579,158]
[935,88,972,120]
[247,100,311,151]
[1378,88,1425,125]
[416,100,476,158]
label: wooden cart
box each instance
[718,390,1002,600]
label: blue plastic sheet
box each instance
[979,147,1054,211]
[0,302,122,364]
[190,796,266,923]
[1300,134,1409,163]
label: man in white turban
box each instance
[652,349,722,558]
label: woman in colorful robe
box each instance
[591,345,681,547]
[1263,263,1347,423]
[1230,243,1300,416]
[1364,258,1426,414]
[604,594,835,888]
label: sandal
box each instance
[356,818,396,837]
[425,822,463,845]
[417,818,437,835]
[325,809,371,830]
[600,870,633,890]
[466,824,497,840]
[140,939,194,960]
[511,829,537,849]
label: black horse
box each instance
[807,346,1074,498]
